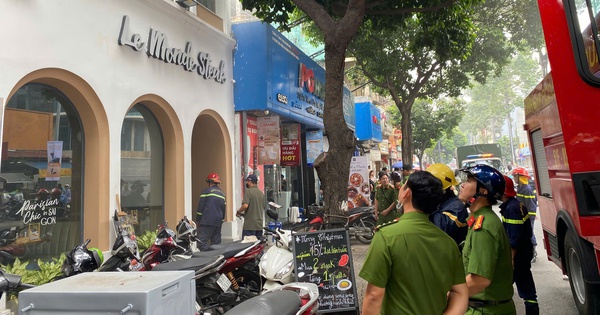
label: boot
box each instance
[525,301,539,315]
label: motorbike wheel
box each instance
[197,290,227,315]
[354,217,376,244]
[233,268,262,294]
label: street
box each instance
[350,208,578,314]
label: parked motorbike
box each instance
[260,210,295,291]
[139,222,185,271]
[0,194,23,221]
[293,205,377,244]
[98,210,141,272]
[0,269,34,301]
[0,227,26,266]
[224,282,319,315]
[61,239,103,278]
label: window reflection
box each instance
[120,105,164,236]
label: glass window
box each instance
[565,0,600,84]
[1,83,83,263]
[198,0,216,12]
[120,105,164,236]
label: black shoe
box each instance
[531,248,537,264]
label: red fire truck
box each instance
[525,1,600,314]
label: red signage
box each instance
[281,123,301,166]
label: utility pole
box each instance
[507,112,516,166]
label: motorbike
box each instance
[61,239,102,278]
[260,210,295,291]
[224,282,319,315]
[0,269,34,302]
[0,194,23,221]
[0,227,26,266]
[98,210,141,272]
[139,222,185,271]
[293,205,377,244]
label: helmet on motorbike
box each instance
[390,171,402,184]
[511,167,529,177]
[88,247,104,266]
[460,164,505,200]
[37,188,50,199]
[51,187,62,198]
[206,173,221,184]
[427,163,459,190]
[503,175,516,197]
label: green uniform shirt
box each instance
[359,212,465,315]
[241,186,265,230]
[375,185,398,225]
[463,206,516,315]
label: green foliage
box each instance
[137,230,157,253]
[1,255,66,300]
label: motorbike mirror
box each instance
[216,292,238,306]
[266,209,279,221]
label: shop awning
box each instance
[0,173,33,184]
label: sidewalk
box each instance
[350,242,371,313]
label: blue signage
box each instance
[233,22,354,130]
[355,101,382,142]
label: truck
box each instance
[525,1,600,313]
[455,143,504,172]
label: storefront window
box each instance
[120,105,164,236]
[1,83,83,263]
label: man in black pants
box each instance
[196,173,226,251]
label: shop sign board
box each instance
[355,102,382,142]
[347,156,371,210]
[257,116,280,165]
[281,123,301,166]
[306,130,324,166]
[117,15,226,84]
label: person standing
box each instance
[64,184,71,204]
[427,163,468,249]
[500,175,539,314]
[374,173,398,226]
[360,171,468,315]
[368,170,376,203]
[458,164,516,314]
[512,167,538,262]
[196,173,226,251]
[236,174,266,237]
[401,164,413,184]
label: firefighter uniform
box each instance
[429,195,468,248]
[516,181,537,247]
[500,197,539,314]
[463,206,516,315]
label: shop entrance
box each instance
[263,165,302,223]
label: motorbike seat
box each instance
[193,242,254,259]
[348,206,372,216]
[151,256,222,272]
[224,290,301,315]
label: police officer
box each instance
[500,175,539,314]
[360,171,468,315]
[196,173,226,251]
[374,172,398,226]
[458,164,516,314]
[512,167,538,262]
[427,163,468,249]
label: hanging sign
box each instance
[306,130,323,166]
[46,141,63,181]
[281,123,301,166]
[257,116,280,165]
[347,156,370,210]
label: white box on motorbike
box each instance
[18,271,195,315]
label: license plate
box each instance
[216,273,232,292]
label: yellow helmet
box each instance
[426,163,459,190]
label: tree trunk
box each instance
[314,40,356,217]
[400,106,413,166]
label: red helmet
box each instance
[512,167,529,177]
[503,175,516,197]
[206,173,221,184]
[51,187,62,198]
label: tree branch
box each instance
[366,0,458,15]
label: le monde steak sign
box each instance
[118,15,226,84]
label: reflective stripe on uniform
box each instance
[524,300,538,304]
[200,193,226,200]
[517,193,536,199]
[501,214,530,225]
[443,211,467,227]
[528,212,537,216]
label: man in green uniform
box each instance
[374,173,398,226]
[360,171,468,315]
[236,174,266,237]
[458,164,516,314]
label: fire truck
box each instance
[525,1,600,314]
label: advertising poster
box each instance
[46,141,63,181]
[347,156,370,210]
[245,117,264,191]
[257,116,280,165]
[281,123,300,166]
[306,130,323,166]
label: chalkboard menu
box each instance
[292,228,358,313]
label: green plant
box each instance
[137,230,157,253]
[0,254,65,301]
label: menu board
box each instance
[293,228,358,313]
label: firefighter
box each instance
[458,164,516,314]
[512,167,538,262]
[427,163,468,249]
[196,173,226,250]
[500,175,539,315]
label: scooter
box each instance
[0,227,26,266]
[224,282,319,315]
[139,222,185,271]
[260,210,295,291]
[293,205,377,244]
[98,210,141,272]
[61,239,102,278]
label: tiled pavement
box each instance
[350,241,370,313]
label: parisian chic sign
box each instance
[118,15,226,84]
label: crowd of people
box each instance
[361,163,539,315]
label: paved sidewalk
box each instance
[350,241,370,314]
